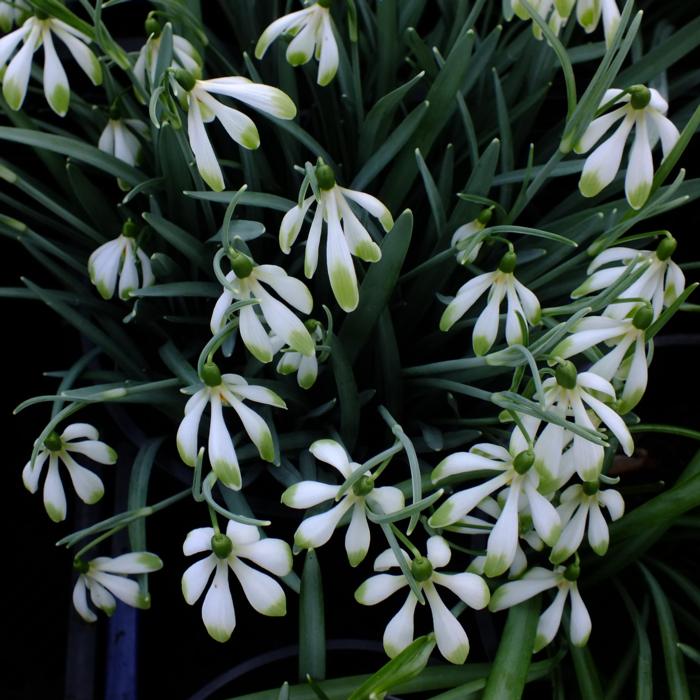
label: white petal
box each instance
[228,397,274,464]
[280,196,314,254]
[580,391,634,455]
[0,26,27,69]
[316,11,339,86]
[432,452,505,483]
[200,77,296,120]
[255,9,312,59]
[472,283,506,355]
[201,561,236,642]
[256,286,315,357]
[255,265,313,313]
[281,480,339,508]
[345,504,371,566]
[72,576,97,622]
[576,371,616,398]
[439,273,494,331]
[235,538,292,577]
[66,440,116,465]
[424,583,469,664]
[625,113,654,210]
[43,456,67,522]
[208,393,242,488]
[285,12,318,65]
[374,548,410,571]
[524,482,561,546]
[383,593,417,658]
[426,536,452,569]
[87,578,116,615]
[309,439,353,478]
[225,519,261,546]
[588,336,634,381]
[210,286,234,334]
[569,585,592,646]
[224,378,286,408]
[620,336,648,412]
[485,483,521,577]
[325,191,358,312]
[297,355,318,389]
[92,552,162,574]
[118,242,139,299]
[601,0,621,46]
[176,389,208,467]
[51,25,101,85]
[505,285,525,346]
[354,574,407,605]
[648,111,680,158]
[534,588,567,651]
[513,278,541,324]
[188,96,224,192]
[112,121,141,166]
[599,489,625,520]
[534,422,565,487]
[2,23,39,110]
[429,473,510,528]
[89,238,123,299]
[42,29,70,116]
[554,324,625,359]
[572,267,625,298]
[335,192,381,263]
[183,527,215,556]
[199,90,260,150]
[90,571,146,609]
[365,486,405,514]
[489,569,557,611]
[432,572,490,610]
[339,187,393,231]
[550,503,588,564]
[230,558,286,616]
[587,502,610,555]
[239,304,274,363]
[574,107,626,153]
[22,451,48,494]
[293,498,353,549]
[61,453,104,505]
[304,204,324,278]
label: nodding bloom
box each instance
[210,254,315,364]
[273,320,324,389]
[439,250,541,356]
[508,0,621,47]
[550,481,624,564]
[532,362,633,489]
[281,439,405,566]
[576,85,680,210]
[572,236,685,320]
[551,305,654,413]
[451,208,492,265]
[429,432,561,578]
[489,562,592,652]
[279,161,393,312]
[133,15,201,92]
[182,520,292,642]
[98,116,147,167]
[88,220,154,300]
[255,0,339,87]
[72,552,162,622]
[172,70,296,192]
[355,537,490,664]
[0,12,102,115]
[176,361,286,490]
[22,423,117,523]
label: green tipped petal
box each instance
[578,172,605,198]
[330,265,359,312]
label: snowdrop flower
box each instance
[133,13,201,92]
[0,0,29,32]
[572,236,684,320]
[355,536,490,663]
[182,520,292,642]
[0,12,102,115]
[279,161,393,312]
[98,116,147,167]
[176,361,286,490]
[88,220,154,300]
[576,85,680,209]
[72,552,162,622]
[210,254,315,364]
[429,434,560,577]
[439,251,541,355]
[551,305,653,413]
[532,361,633,488]
[273,320,324,389]
[281,439,404,566]
[22,423,117,522]
[255,0,339,87]
[550,481,624,563]
[451,207,492,265]
[173,70,296,191]
[489,562,591,651]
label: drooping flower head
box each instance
[182,520,292,642]
[98,108,148,167]
[279,160,394,312]
[0,11,102,115]
[440,250,541,355]
[255,0,339,87]
[451,207,492,265]
[176,361,286,490]
[88,219,154,301]
[72,552,162,622]
[273,319,325,389]
[172,70,296,191]
[281,439,405,566]
[355,537,490,663]
[22,423,117,522]
[577,85,680,209]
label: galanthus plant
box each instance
[4,1,700,698]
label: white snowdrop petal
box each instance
[424,583,469,664]
[22,451,48,494]
[648,88,668,114]
[345,504,371,567]
[439,273,494,332]
[2,24,39,110]
[52,25,101,85]
[524,483,561,546]
[339,187,393,231]
[471,442,513,461]
[61,453,104,505]
[572,267,625,297]
[42,29,70,116]
[554,324,625,359]
[335,193,381,263]
[577,371,616,398]
[587,503,610,555]
[87,579,116,615]
[285,14,318,65]
[176,390,209,467]
[625,113,654,210]
[255,265,314,313]
[432,572,490,610]
[225,381,286,408]
[513,278,541,324]
[230,559,286,616]
[113,121,141,166]
[236,539,292,577]
[118,243,139,299]
[90,571,146,609]
[208,394,242,489]
[599,489,625,520]
[432,452,504,483]
[354,574,407,605]
[374,548,410,571]
[228,398,274,464]
[366,486,405,515]
[304,204,324,278]
[317,11,339,86]
[183,528,216,556]
[201,78,297,120]
[383,593,418,658]
[534,588,567,651]
[200,91,260,150]
[473,284,506,356]
[239,304,274,363]
[589,336,634,382]
[98,122,115,153]
[92,552,162,574]
[279,197,314,254]
[201,562,236,642]
[43,457,67,522]
[575,107,627,153]
[187,97,224,192]
[601,0,621,45]
[569,586,592,646]
[325,192,359,311]
[489,570,557,611]
[225,520,260,546]
[620,336,648,412]
[0,26,26,69]
[297,355,318,389]
[429,473,510,528]
[534,423,565,486]
[255,8,311,59]
[293,498,354,549]
[505,285,525,346]
[72,577,97,623]
[648,111,680,158]
[66,440,116,465]
[309,439,353,478]
[257,288,315,357]
[281,480,339,508]
[427,536,452,569]
[581,392,634,456]
[62,423,99,442]
[485,484,521,577]
[550,503,588,564]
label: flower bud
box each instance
[175,69,196,92]
[304,319,321,333]
[230,250,254,279]
[145,12,161,36]
[498,250,517,273]
[211,533,233,559]
[628,84,651,110]
[200,361,222,387]
[555,360,578,389]
[315,163,336,191]
[632,304,653,330]
[513,449,535,474]
[655,235,677,261]
[411,556,433,582]
[44,431,63,453]
[477,207,493,226]
[352,475,374,497]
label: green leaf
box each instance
[338,210,413,364]
[646,285,697,341]
[616,585,653,700]
[347,635,436,700]
[640,564,691,700]
[130,282,221,298]
[66,161,121,234]
[184,190,296,212]
[328,331,360,450]
[570,644,604,700]
[299,549,325,682]
[142,212,209,271]
[0,128,145,185]
[415,149,446,238]
[483,598,539,700]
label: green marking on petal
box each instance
[263,596,287,617]
[135,593,151,610]
[439,308,457,332]
[627,182,651,210]
[446,642,469,665]
[213,460,242,490]
[428,502,455,529]
[542,523,561,548]
[379,211,394,231]
[472,334,492,356]
[3,80,24,111]
[257,431,275,463]
[330,264,359,312]
[293,532,314,550]
[354,241,381,263]
[239,125,260,150]
[287,51,311,66]
[176,438,196,467]
[270,92,297,119]
[484,554,508,578]
[95,280,114,300]
[579,172,604,198]
[347,547,367,568]
[317,66,337,87]
[549,547,569,565]
[533,634,548,653]
[89,55,103,85]
[298,369,316,390]
[200,168,225,193]
[579,8,596,28]
[45,502,65,523]
[245,342,273,364]
[289,329,315,357]
[138,553,163,570]
[102,602,117,617]
[106,447,118,463]
[280,484,297,507]
[207,625,232,643]
[49,84,70,116]
[84,485,104,505]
